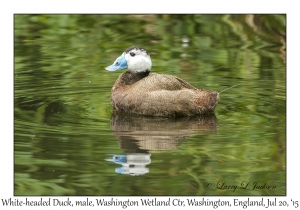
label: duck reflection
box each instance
[106,112,218,175]
[106,153,151,176]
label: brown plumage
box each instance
[106,46,219,116]
[110,71,219,116]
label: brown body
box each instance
[111,71,219,116]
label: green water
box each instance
[14,14,286,196]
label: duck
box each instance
[105,46,219,116]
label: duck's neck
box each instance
[117,70,150,86]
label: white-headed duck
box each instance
[105,46,219,116]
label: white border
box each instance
[2,0,297,209]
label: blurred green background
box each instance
[14,14,286,196]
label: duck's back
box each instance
[135,73,197,91]
[111,71,219,116]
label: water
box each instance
[14,14,286,196]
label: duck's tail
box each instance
[219,84,239,94]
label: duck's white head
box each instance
[105,46,152,73]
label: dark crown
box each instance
[124,46,149,55]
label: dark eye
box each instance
[130,52,135,57]
[115,61,120,66]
